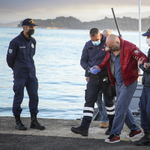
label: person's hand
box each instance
[134,56,139,61]
[138,57,145,65]
[92,66,100,69]
[144,62,150,69]
[86,77,89,82]
[90,65,101,74]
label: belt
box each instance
[90,73,107,79]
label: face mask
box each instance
[146,38,150,46]
[92,40,101,46]
[27,29,35,36]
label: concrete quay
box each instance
[0,117,149,150]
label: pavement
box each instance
[0,117,150,150]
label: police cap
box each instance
[142,28,150,36]
[22,18,38,26]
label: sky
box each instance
[0,0,150,23]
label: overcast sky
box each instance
[0,0,150,23]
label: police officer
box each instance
[134,28,150,146]
[6,18,45,130]
[71,28,115,136]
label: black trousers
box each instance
[81,76,115,129]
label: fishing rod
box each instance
[111,8,122,37]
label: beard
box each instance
[111,45,120,52]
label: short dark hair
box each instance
[90,28,100,36]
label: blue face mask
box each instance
[92,40,101,46]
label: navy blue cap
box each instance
[142,28,150,36]
[22,18,38,26]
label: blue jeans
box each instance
[96,90,109,123]
[111,80,140,135]
[139,86,150,133]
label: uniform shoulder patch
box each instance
[9,49,13,54]
[31,43,34,49]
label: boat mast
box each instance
[139,0,141,49]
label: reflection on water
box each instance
[0,27,148,119]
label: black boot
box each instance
[105,128,111,135]
[15,115,27,130]
[71,126,88,136]
[105,115,114,135]
[30,113,45,130]
[134,131,150,146]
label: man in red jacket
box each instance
[92,34,148,143]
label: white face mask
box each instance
[146,38,150,46]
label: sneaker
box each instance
[100,122,109,128]
[71,126,88,136]
[105,134,120,143]
[127,130,142,139]
[105,128,111,135]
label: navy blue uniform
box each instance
[139,48,150,134]
[7,32,39,116]
[80,35,115,129]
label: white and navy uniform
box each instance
[139,48,150,134]
[80,35,115,129]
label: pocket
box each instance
[18,48,26,60]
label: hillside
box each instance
[15,16,150,31]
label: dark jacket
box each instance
[98,37,148,86]
[6,32,36,78]
[139,48,150,86]
[80,34,108,77]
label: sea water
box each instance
[0,27,148,119]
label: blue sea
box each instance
[0,27,148,119]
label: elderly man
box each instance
[7,18,45,130]
[93,34,148,143]
[102,29,112,38]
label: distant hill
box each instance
[2,16,150,31]
[24,16,150,31]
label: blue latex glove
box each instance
[90,65,101,74]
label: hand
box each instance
[138,57,145,65]
[86,77,89,82]
[90,65,101,74]
[92,66,100,69]
[134,56,139,61]
[144,62,150,69]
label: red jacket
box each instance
[98,37,148,86]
